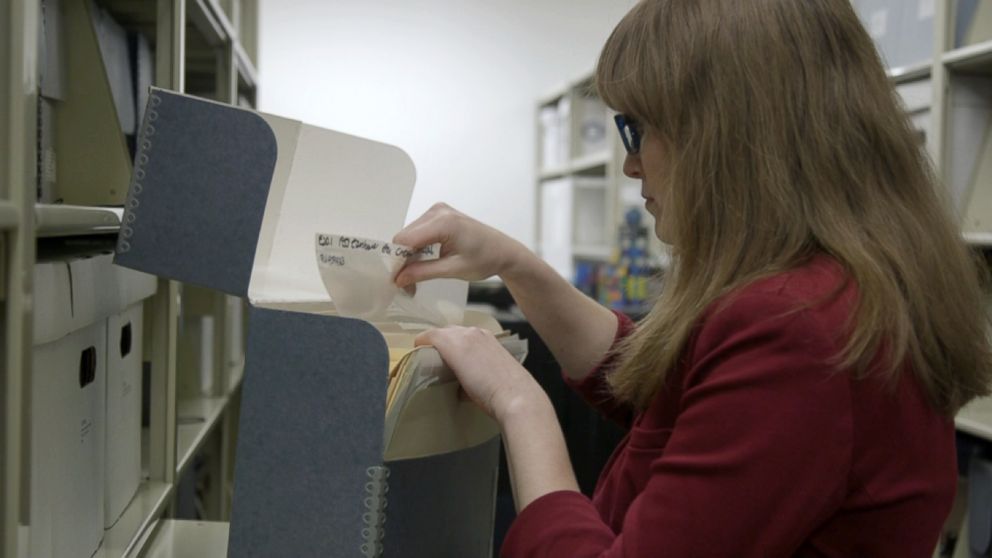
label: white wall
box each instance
[258,0,637,248]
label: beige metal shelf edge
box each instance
[943,39,992,72]
[963,231,992,247]
[570,150,611,174]
[956,396,992,442]
[143,519,230,557]
[175,367,245,478]
[92,481,173,558]
[34,204,122,237]
[538,150,611,181]
[175,396,230,478]
[233,40,258,91]
[887,60,932,84]
[572,244,613,261]
[188,0,228,48]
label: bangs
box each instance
[595,1,671,132]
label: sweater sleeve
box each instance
[561,310,638,428]
[502,292,853,558]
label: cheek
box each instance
[652,189,676,244]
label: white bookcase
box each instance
[1,1,258,556]
[535,76,666,282]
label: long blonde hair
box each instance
[596,0,992,417]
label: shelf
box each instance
[227,360,245,394]
[93,481,173,558]
[957,396,992,442]
[540,152,610,181]
[143,520,230,557]
[887,60,932,84]
[963,231,992,247]
[943,40,992,74]
[188,0,228,48]
[539,166,569,181]
[572,244,613,261]
[234,41,259,91]
[537,87,567,108]
[175,395,229,478]
[34,204,122,237]
[570,151,610,174]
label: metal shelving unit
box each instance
[1,0,259,556]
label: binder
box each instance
[114,88,502,557]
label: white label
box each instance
[918,0,935,20]
[870,9,888,38]
[314,233,449,326]
[315,234,436,260]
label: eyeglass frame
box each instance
[614,114,642,155]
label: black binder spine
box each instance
[361,466,389,558]
[118,90,161,254]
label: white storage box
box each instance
[87,252,157,527]
[104,303,144,527]
[31,257,107,558]
[30,252,157,558]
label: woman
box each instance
[394,0,992,556]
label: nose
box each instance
[623,153,643,179]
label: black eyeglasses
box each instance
[614,114,642,155]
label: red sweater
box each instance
[501,256,956,557]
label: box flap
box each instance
[228,308,389,558]
[114,88,277,296]
[114,88,417,306]
[383,437,500,557]
[246,121,416,304]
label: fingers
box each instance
[394,203,457,249]
[395,256,465,288]
[393,220,447,251]
[401,202,450,232]
[413,326,491,350]
[414,328,437,347]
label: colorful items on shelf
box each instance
[574,208,657,312]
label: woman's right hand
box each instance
[393,203,529,288]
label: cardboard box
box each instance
[84,253,155,527]
[104,303,143,528]
[31,257,107,558]
[114,89,499,557]
[31,252,156,552]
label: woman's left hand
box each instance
[415,326,543,422]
